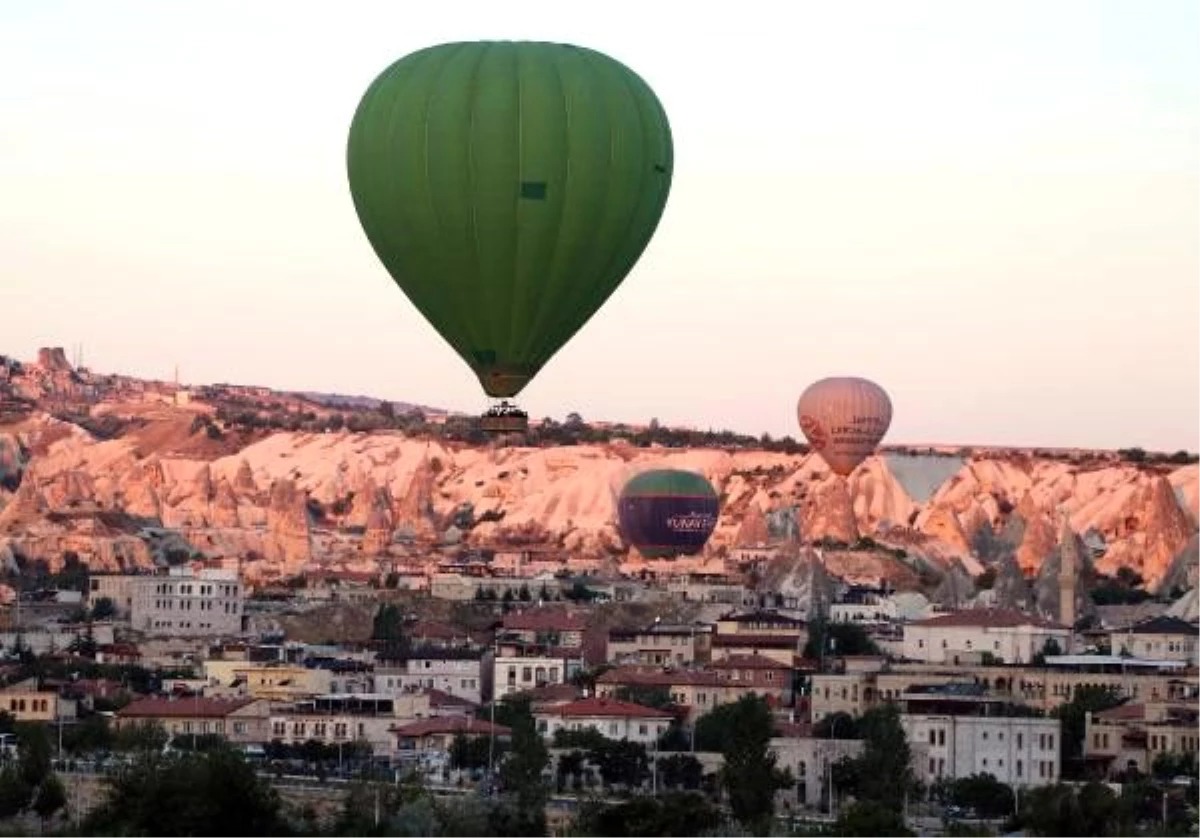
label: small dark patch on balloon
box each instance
[520,181,547,200]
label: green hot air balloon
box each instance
[347,41,674,431]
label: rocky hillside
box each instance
[0,350,1196,596]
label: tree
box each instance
[803,617,882,661]
[0,765,31,819]
[31,774,66,828]
[658,753,704,791]
[572,791,720,837]
[832,704,915,814]
[371,603,410,659]
[497,704,549,836]
[614,685,675,711]
[1052,685,1125,779]
[947,773,1016,819]
[90,596,117,621]
[82,746,287,836]
[17,723,52,791]
[835,799,914,837]
[703,695,794,834]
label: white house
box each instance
[1107,616,1199,666]
[532,697,674,745]
[129,567,245,637]
[494,653,583,700]
[375,649,489,705]
[902,713,1062,787]
[902,609,1071,665]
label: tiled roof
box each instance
[596,666,722,687]
[723,611,806,627]
[909,608,1066,630]
[391,716,510,738]
[710,653,792,671]
[541,697,674,720]
[1123,616,1199,637]
[423,688,477,709]
[1094,702,1143,722]
[118,696,255,719]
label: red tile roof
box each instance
[596,666,722,688]
[1094,703,1144,722]
[118,696,256,719]
[541,697,674,720]
[710,654,792,671]
[910,608,1067,630]
[391,716,510,738]
[423,688,478,709]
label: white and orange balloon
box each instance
[796,376,893,476]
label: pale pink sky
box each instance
[2,0,1197,451]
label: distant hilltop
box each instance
[0,346,1195,607]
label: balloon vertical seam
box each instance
[519,46,574,362]
[507,43,527,363]
[464,43,491,358]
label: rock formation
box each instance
[0,373,1194,589]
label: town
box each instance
[0,539,1193,835]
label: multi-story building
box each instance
[595,667,724,721]
[710,653,793,707]
[809,673,872,722]
[115,696,272,746]
[771,735,867,812]
[606,622,712,666]
[0,677,77,723]
[499,609,586,650]
[1107,617,1199,665]
[1084,701,1200,778]
[86,573,139,617]
[902,609,1072,665]
[266,692,449,761]
[494,652,582,701]
[129,567,245,636]
[532,697,674,745]
[375,647,490,705]
[392,716,511,760]
[711,610,807,665]
[899,686,1062,787]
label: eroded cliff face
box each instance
[0,410,1194,589]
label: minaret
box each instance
[1057,507,1077,631]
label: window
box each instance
[1017,733,1023,749]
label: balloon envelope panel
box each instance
[347,40,674,398]
[617,469,719,558]
[796,377,893,476]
